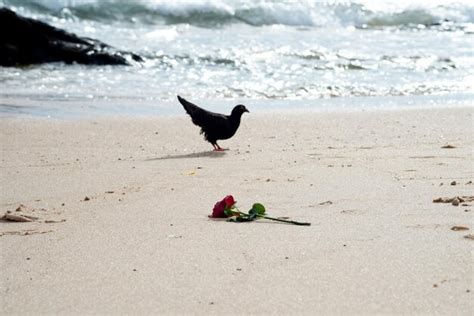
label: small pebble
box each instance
[451,226,469,231]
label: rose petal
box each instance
[224,195,236,208]
[210,200,227,218]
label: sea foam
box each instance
[4,0,473,27]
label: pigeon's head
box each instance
[231,104,249,117]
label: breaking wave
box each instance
[3,0,474,29]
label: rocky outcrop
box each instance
[0,8,143,67]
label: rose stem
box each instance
[234,210,311,226]
[258,214,311,226]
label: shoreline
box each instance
[1,92,473,119]
[1,106,473,314]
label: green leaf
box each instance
[251,203,266,215]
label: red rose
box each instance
[223,195,235,208]
[209,195,236,218]
[210,200,226,218]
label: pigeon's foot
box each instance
[212,143,226,151]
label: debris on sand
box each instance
[464,234,474,240]
[318,200,333,206]
[1,204,65,224]
[433,196,474,206]
[0,229,54,237]
[2,213,36,222]
[451,226,469,231]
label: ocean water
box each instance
[1,0,473,117]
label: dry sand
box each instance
[1,107,473,314]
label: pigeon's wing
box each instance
[177,95,228,129]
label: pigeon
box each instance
[177,95,249,151]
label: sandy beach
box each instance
[1,106,473,314]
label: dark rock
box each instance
[0,8,143,67]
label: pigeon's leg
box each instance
[213,143,225,151]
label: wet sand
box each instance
[1,107,473,314]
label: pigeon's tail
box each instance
[177,95,196,116]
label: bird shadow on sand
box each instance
[145,150,226,161]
